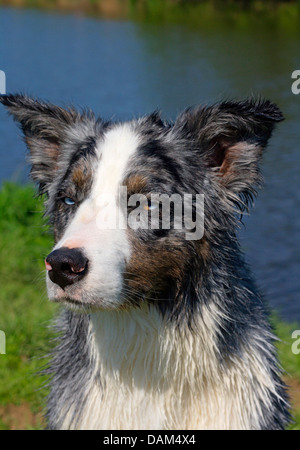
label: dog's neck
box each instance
[57,303,214,429]
[89,303,214,381]
[55,302,268,430]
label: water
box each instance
[0,6,299,322]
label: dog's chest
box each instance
[58,304,264,430]
[59,305,228,430]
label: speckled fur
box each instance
[0,94,291,429]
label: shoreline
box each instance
[0,1,298,28]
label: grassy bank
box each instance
[0,182,57,429]
[0,182,299,429]
[0,0,299,31]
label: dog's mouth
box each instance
[48,289,106,313]
[58,296,98,313]
[46,275,126,312]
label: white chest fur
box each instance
[59,303,279,430]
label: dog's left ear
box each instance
[174,98,284,207]
[0,94,81,193]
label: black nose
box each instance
[46,247,89,289]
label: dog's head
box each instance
[0,94,283,317]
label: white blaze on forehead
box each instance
[57,122,141,248]
[92,123,140,203]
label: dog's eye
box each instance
[143,200,159,211]
[62,197,76,206]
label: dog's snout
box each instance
[46,247,89,289]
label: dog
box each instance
[0,94,291,429]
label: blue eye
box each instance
[63,197,75,206]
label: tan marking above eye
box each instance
[125,174,148,196]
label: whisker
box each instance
[121,283,171,303]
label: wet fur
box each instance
[0,94,291,429]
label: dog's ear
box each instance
[174,98,284,208]
[0,94,80,193]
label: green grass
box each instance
[276,321,300,378]
[0,182,299,429]
[273,319,300,429]
[129,0,300,30]
[0,182,58,429]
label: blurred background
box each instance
[0,0,299,429]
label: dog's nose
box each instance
[45,247,89,289]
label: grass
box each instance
[274,319,300,429]
[0,182,299,429]
[0,182,57,429]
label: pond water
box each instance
[0,6,299,321]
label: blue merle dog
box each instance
[0,94,291,429]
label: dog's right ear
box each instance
[0,94,79,193]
